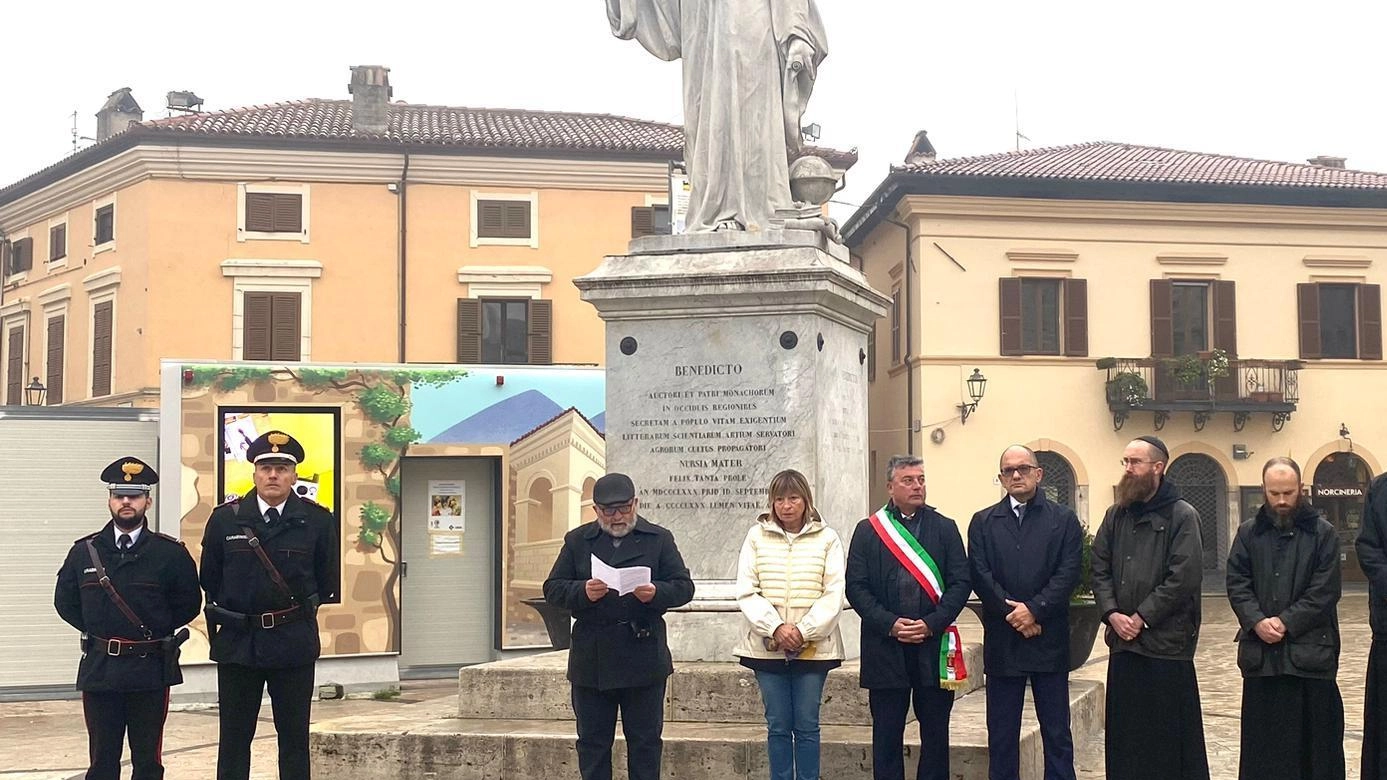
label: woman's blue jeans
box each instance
[753,668,829,780]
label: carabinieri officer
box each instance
[54,456,201,780]
[201,430,339,780]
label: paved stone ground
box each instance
[1,592,1370,778]
[1068,590,1370,779]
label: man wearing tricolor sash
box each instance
[846,454,971,780]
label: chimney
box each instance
[95,88,143,141]
[1307,155,1347,169]
[904,130,937,165]
[349,65,392,135]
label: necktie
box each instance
[118,533,132,551]
[266,507,280,525]
[1015,503,1026,523]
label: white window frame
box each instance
[470,191,539,249]
[84,267,121,399]
[47,213,70,268]
[237,183,311,244]
[93,193,117,254]
[5,228,30,284]
[0,298,30,403]
[221,259,321,361]
[38,285,71,405]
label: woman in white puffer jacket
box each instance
[733,469,847,780]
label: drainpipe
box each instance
[397,151,410,363]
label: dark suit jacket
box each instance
[200,490,339,668]
[544,516,694,690]
[968,494,1083,676]
[846,504,970,689]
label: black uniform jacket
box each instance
[54,521,201,692]
[1227,501,1341,679]
[846,504,971,690]
[969,493,1084,677]
[543,516,694,691]
[200,490,339,668]
[1357,473,1387,639]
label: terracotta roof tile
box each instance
[895,141,1387,190]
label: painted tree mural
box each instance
[184,365,467,651]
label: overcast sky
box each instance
[3,0,1384,220]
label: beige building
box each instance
[845,140,1387,580]
[0,65,857,408]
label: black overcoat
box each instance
[968,494,1083,676]
[199,490,339,668]
[845,504,971,690]
[543,516,694,690]
[54,522,201,692]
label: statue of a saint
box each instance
[607,0,828,234]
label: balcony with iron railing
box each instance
[1099,352,1300,433]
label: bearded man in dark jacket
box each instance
[1091,435,1209,780]
[1227,456,1343,780]
[1357,467,1387,779]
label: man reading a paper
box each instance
[544,472,695,780]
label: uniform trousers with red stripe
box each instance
[82,688,171,780]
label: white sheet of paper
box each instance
[590,554,652,596]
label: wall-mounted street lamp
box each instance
[958,368,987,424]
[25,377,46,406]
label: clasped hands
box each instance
[585,579,656,604]
[890,617,932,644]
[1253,616,1287,644]
[1107,611,1146,642]
[1005,599,1043,639]
[767,623,805,653]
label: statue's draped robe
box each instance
[608,0,827,233]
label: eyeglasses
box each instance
[1120,458,1155,468]
[1000,466,1039,478]
[595,502,634,517]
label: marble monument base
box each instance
[575,229,889,661]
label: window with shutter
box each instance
[630,205,671,238]
[1360,284,1383,361]
[94,205,115,244]
[46,316,63,405]
[1150,279,1174,357]
[9,238,33,274]
[456,299,483,363]
[242,292,301,361]
[5,327,23,405]
[867,323,876,382]
[1063,278,1089,357]
[49,224,66,261]
[92,301,113,396]
[890,288,902,364]
[1020,279,1061,355]
[528,299,553,365]
[1297,283,1321,359]
[476,199,533,239]
[1297,282,1381,361]
[245,193,304,233]
[467,298,552,364]
[1000,276,1087,356]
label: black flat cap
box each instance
[246,430,306,465]
[1134,435,1169,461]
[593,473,636,506]
[102,456,158,495]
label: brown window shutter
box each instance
[92,302,113,396]
[1063,278,1088,357]
[243,292,273,360]
[1360,284,1383,361]
[631,207,655,238]
[95,205,115,244]
[50,224,66,260]
[504,201,531,239]
[999,278,1022,356]
[867,323,877,382]
[456,299,483,363]
[46,316,64,404]
[246,192,275,232]
[1297,283,1321,359]
[269,293,302,361]
[0,240,9,278]
[12,238,33,273]
[1213,280,1238,357]
[1150,279,1174,357]
[527,299,553,365]
[274,193,303,233]
[5,327,22,404]
[477,201,505,237]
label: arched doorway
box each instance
[1036,451,1077,512]
[1167,454,1228,571]
[1313,452,1372,583]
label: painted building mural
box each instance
[172,363,605,662]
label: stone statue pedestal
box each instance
[575,230,889,661]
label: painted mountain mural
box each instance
[428,389,565,444]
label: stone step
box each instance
[313,679,1104,780]
[458,645,984,726]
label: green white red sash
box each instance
[870,504,968,690]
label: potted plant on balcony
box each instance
[1169,353,1204,387]
[1106,370,1148,406]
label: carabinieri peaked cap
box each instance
[245,430,306,465]
[101,456,158,495]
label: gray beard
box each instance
[597,517,633,538]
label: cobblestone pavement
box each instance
[1070,590,1370,779]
